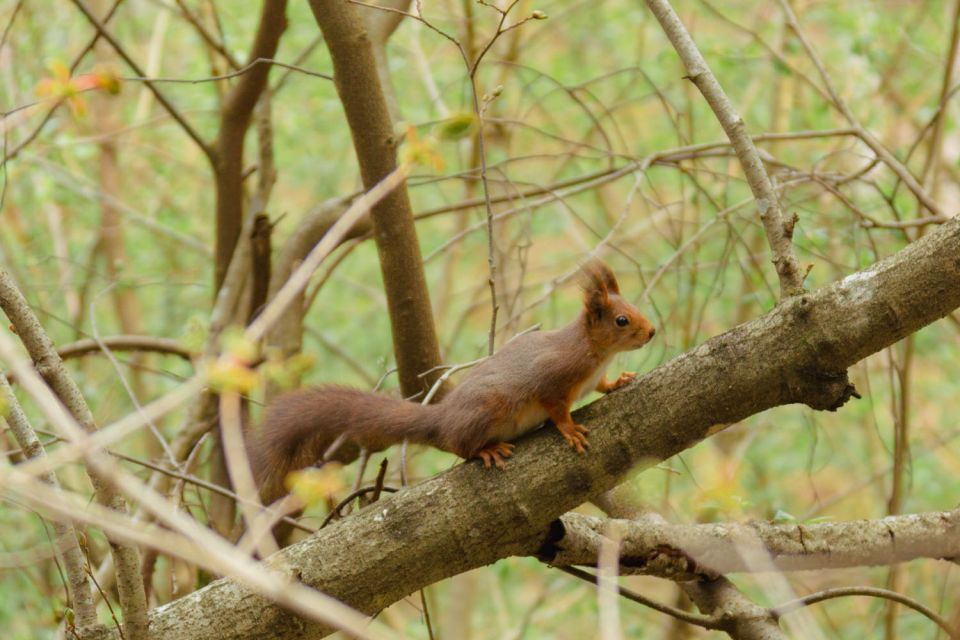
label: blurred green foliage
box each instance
[1,0,959,638]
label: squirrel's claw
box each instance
[475,442,515,469]
[597,371,636,393]
[556,422,590,454]
[609,371,636,391]
[614,371,636,388]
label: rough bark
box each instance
[308,0,444,398]
[85,216,960,639]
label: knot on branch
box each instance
[536,518,717,581]
[536,518,567,562]
[784,211,799,239]
[788,367,861,411]
[622,544,718,581]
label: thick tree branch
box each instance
[541,509,960,579]
[359,0,411,122]
[105,216,960,639]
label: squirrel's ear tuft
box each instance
[598,262,620,294]
[579,259,620,295]
[580,260,612,323]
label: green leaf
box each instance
[772,509,796,524]
[435,112,478,141]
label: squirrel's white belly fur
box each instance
[491,357,614,443]
[578,355,615,401]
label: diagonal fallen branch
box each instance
[88,217,960,639]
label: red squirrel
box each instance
[248,262,655,502]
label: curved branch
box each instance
[771,587,958,639]
[56,335,194,362]
[557,565,723,631]
[124,58,332,85]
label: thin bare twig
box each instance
[123,58,333,85]
[557,566,723,631]
[771,587,958,639]
[776,0,943,218]
[173,0,240,69]
[645,0,805,298]
[1,0,125,167]
[69,0,214,161]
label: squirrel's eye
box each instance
[615,315,629,327]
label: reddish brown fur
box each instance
[248,261,655,501]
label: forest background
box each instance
[1,0,959,639]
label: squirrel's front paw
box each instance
[556,422,590,454]
[597,372,636,393]
[609,371,636,391]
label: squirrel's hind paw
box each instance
[475,442,515,469]
[556,422,590,454]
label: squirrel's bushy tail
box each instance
[247,386,443,503]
